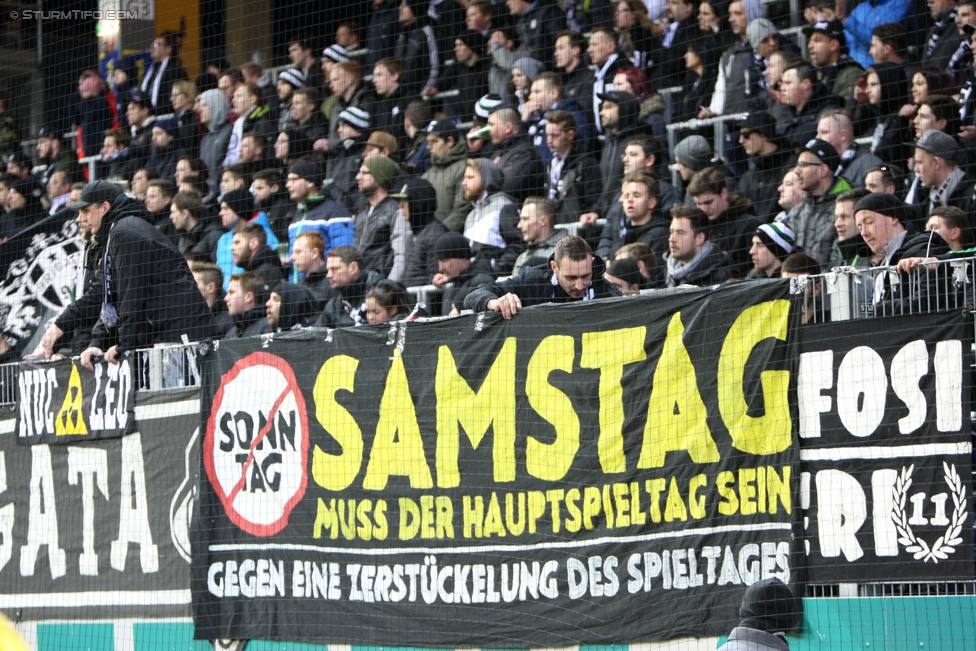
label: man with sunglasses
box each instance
[786,138,851,269]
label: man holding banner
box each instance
[66,181,216,369]
[464,235,620,317]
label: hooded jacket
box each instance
[464,253,622,312]
[464,158,526,276]
[786,175,852,268]
[603,212,671,261]
[422,138,470,231]
[711,38,764,115]
[735,147,794,223]
[271,281,321,330]
[326,136,368,212]
[199,89,233,193]
[867,63,914,165]
[242,243,286,294]
[717,577,802,651]
[401,179,449,287]
[597,92,642,218]
[493,132,546,204]
[355,195,413,282]
[88,193,217,353]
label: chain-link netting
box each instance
[0,0,975,649]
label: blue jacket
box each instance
[287,195,354,281]
[845,0,913,68]
[216,210,280,290]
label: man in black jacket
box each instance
[554,31,595,111]
[171,190,224,262]
[688,167,761,278]
[543,110,601,224]
[664,206,733,287]
[223,271,271,338]
[507,0,563,63]
[464,236,621,317]
[487,106,545,203]
[734,111,795,223]
[396,0,441,97]
[316,246,382,327]
[596,91,642,219]
[231,221,285,295]
[650,0,699,91]
[72,181,216,369]
[599,172,670,260]
[190,262,233,337]
[140,32,188,115]
[433,231,496,314]
[291,231,337,304]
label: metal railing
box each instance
[795,255,976,326]
[0,342,202,405]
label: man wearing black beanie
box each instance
[717,577,802,650]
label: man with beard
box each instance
[35,126,81,188]
[587,28,632,135]
[252,169,293,242]
[461,157,525,275]
[354,155,412,282]
[465,235,621,316]
[222,271,271,338]
[231,221,286,294]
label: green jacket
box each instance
[787,176,851,270]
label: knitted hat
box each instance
[512,57,544,83]
[278,67,305,89]
[366,131,399,156]
[153,119,179,140]
[747,18,779,50]
[475,94,504,119]
[288,158,324,186]
[738,578,802,634]
[455,31,486,51]
[853,192,910,224]
[322,44,350,63]
[434,231,472,260]
[756,222,797,261]
[673,135,713,170]
[221,188,255,219]
[338,105,370,131]
[363,155,400,191]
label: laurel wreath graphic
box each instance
[891,463,968,563]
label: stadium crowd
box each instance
[5,0,976,355]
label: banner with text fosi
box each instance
[192,282,800,647]
[796,314,974,583]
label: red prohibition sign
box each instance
[204,351,310,536]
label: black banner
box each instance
[797,314,974,582]
[17,358,137,445]
[0,388,200,620]
[192,281,801,647]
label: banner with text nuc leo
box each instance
[191,281,801,647]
